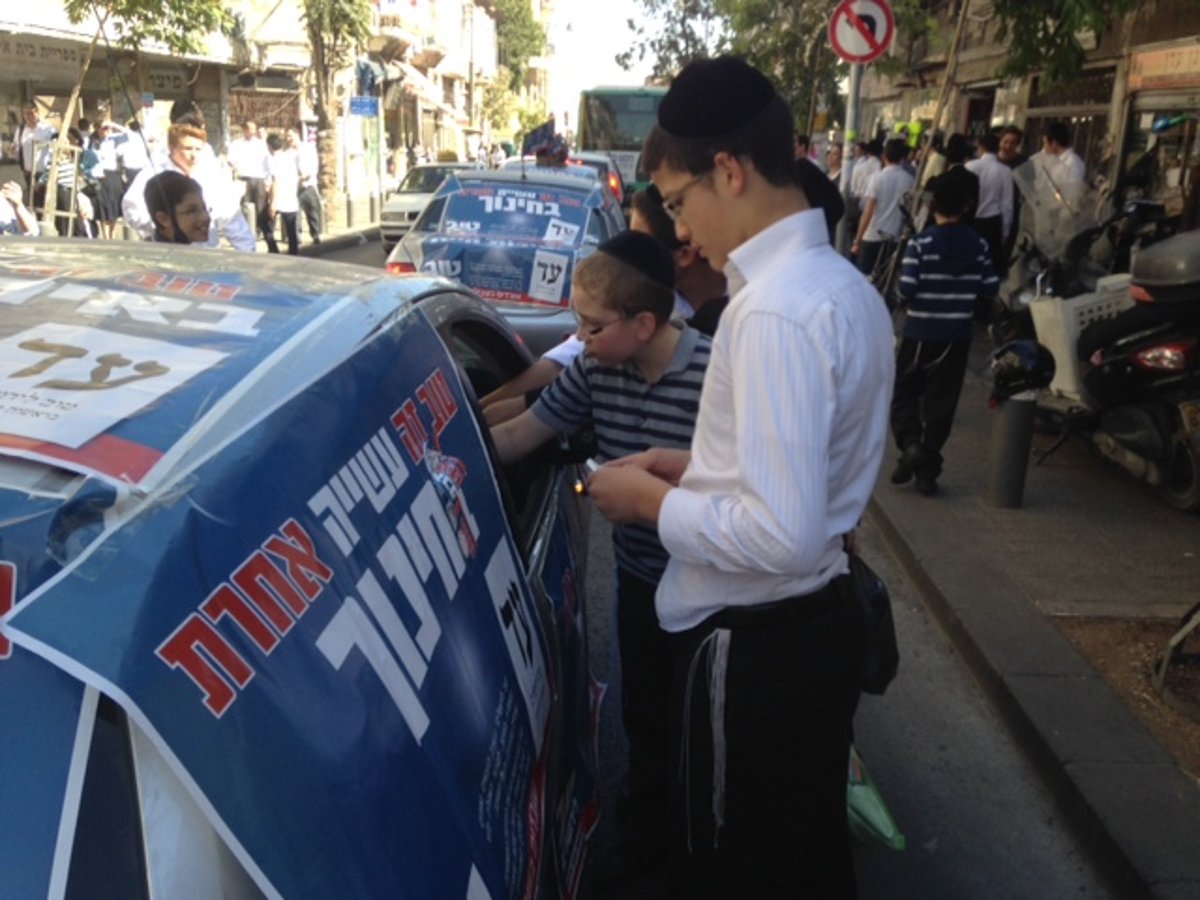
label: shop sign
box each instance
[0,33,85,82]
[146,66,188,97]
[1129,45,1200,92]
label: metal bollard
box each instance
[985,390,1037,508]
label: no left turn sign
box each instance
[829,0,895,64]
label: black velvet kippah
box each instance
[598,231,676,292]
[658,56,778,139]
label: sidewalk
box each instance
[868,340,1200,899]
[255,220,375,257]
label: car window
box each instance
[399,167,456,193]
[442,182,590,243]
[412,196,447,232]
[437,313,558,546]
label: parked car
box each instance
[569,151,625,206]
[380,161,481,250]
[0,238,597,899]
[385,169,627,356]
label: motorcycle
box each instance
[991,161,1200,510]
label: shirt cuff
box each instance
[656,486,706,562]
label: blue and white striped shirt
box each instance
[898,223,998,342]
[532,324,711,583]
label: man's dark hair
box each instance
[883,137,909,164]
[795,133,810,149]
[266,133,283,152]
[977,132,999,154]
[943,133,972,165]
[794,158,844,241]
[931,172,970,218]
[145,170,204,244]
[642,105,797,187]
[1045,121,1071,148]
[1000,124,1024,143]
[169,98,203,126]
[630,188,684,250]
[867,138,884,157]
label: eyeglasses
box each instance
[659,172,710,222]
[576,314,625,338]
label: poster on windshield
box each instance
[6,313,556,899]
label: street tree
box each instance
[482,65,520,135]
[495,0,547,92]
[616,0,727,82]
[991,0,1139,85]
[52,0,235,231]
[303,0,374,216]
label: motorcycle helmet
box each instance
[990,340,1055,403]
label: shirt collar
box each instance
[724,208,828,297]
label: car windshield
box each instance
[442,181,591,243]
[399,166,458,193]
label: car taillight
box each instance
[1131,283,1154,302]
[387,261,417,275]
[607,172,622,199]
[1132,338,1198,372]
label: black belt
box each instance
[239,176,264,182]
[705,576,847,630]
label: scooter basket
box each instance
[1030,273,1134,402]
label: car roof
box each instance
[0,239,455,490]
[442,167,609,200]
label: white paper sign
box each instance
[528,251,571,305]
[543,219,580,243]
[0,323,226,449]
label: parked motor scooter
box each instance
[993,229,1200,510]
[984,164,1200,511]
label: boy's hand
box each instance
[1,182,23,208]
[587,465,672,525]
[604,447,691,486]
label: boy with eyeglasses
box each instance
[491,230,711,879]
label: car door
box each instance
[418,288,600,898]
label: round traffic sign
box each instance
[829,0,895,65]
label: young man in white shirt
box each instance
[965,131,1015,273]
[11,102,54,205]
[1032,120,1085,191]
[226,120,273,246]
[852,136,915,279]
[587,56,894,898]
[287,126,322,244]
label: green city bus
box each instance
[575,86,667,203]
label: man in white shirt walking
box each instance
[852,137,915,280]
[226,120,273,246]
[587,56,894,899]
[11,102,55,206]
[288,126,322,245]
[965,131,1015,273]
[1032,121,1085,195]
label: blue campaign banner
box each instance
[8,311,554,899]
[0,648,88,900]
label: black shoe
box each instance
[891,443,926,485]
[915,472,939,496]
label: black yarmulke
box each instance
[598,231,676,292]
[658,56,779,139]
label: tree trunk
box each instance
[317,125,342,228]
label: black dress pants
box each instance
[890,337,971,474]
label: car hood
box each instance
[383,192,434,215]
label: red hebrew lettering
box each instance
[390,398,429,463]
[0,561,14,659]
[161,275,196,295]
[232,552,306,626]
[157,615,253,715]
[185,280,239,302]
[200,583,279,654]
[265,520,333,601]
[417,369,459,438]
[429,369,459,422]
[121,272,168,291]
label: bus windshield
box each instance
[577,88,665,152]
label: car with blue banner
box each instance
[380,161,484,251]
[0,239,599,899]
[384,169,627,356]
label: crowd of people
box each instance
[4,100,323,252]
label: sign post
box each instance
[829,0,895,253]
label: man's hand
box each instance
[586,465,672,525]
[484,395,527,426]
[1,181,23,208]
[605,447,691,486]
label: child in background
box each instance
[490,231,711,878]
[890,172,999,495]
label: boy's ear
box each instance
[632,309,660,341]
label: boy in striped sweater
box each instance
[891,172,999,495]
[491,230,711,877]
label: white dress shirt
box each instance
[850,155,880,199]
[14,121,54,175]
[122,147,255,251]
[966,151,1015,240]
[863,164,914,241]
[227,136,271,181]
[655,209,895,632]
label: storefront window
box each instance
[1121,109,1199,219]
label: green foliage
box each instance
[63,0,236,56]
[616,0,727,81]
[991,0,1138,86]
[517,102,549,139]
[303,0,373,129]
[482,66,519,132]
[495,0,547,91]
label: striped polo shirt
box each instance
[898,222,998,342]
[532,323,711,584]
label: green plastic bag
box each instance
[847,744,906,850]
